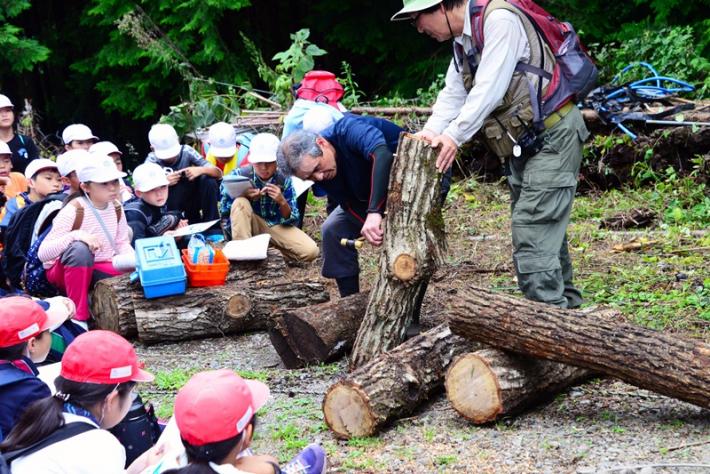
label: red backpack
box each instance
[294,70,344,107]
[466,0,598,129]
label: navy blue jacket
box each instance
[0,358,50,441]
[319,116,404,221]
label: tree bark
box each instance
[134,280,328,344]
[350,134,446,368]
[323,324,474,438]
[447,286,710,409]
[91,274,140,338]
[271,292,371,367]
[446,349,593,424]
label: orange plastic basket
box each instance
[181,249,229,287]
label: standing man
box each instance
[393,0,589,308]
[278,115,403,297]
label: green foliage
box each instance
[0,0,50,73]
[74,0,252,119]
[339,61,363,108]
[244,29,327,107]
[592,24,710,98]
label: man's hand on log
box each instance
[414,129,437,141]
[431,134,458,172]
[361,213,384,246]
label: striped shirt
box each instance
[38,198,134,268]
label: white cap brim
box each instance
[210,145,237,158]
[153,143,183,160]
[135,176,170,192]
[42,297,75,332]
[248,154,276,164]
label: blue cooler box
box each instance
[134,236,187,299]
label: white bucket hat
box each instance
[248,133,281,164]
[208,122,237,157]
[77,154,126,183]
[62,124,98,145]
[0,141,11,155]
[0,94,13,109]
[132,162,170,192]
[56,149,92,177]
[149,124,181,160]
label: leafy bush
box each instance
[592,24,710,99]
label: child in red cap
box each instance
[0,330,158,473]
[0,296,68,440]
[152,369,326,474]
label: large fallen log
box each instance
[91,250,329,343]
[350,134,445,368]
[445,349,593,424]
[323,324,473,438]
[91,250,292,337]
[91,274,139,338]
[270,292,371,368]
[448,286,710,409]
[134,279,328,344]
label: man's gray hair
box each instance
[277,131,322,176]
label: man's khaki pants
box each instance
[508,107,589,308]
[230,197,319,262]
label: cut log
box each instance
[134,280,328,344]
[447,286,710,409]
[445,349,592,424]
[350,134,445,368]
[268,316,303,370]
[273,292,371,367]
[323,324,474,438]
[91,274,139,338]
[90,250,294,338]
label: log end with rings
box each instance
[393,253,417,281]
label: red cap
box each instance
[60,330,153,384]
[0,297,67,348]
[174,369,270,446]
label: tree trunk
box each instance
[90,250,294,338]
[134,280,328,344]
[271,291,371,367]
[323,324,474,438]
[350,134,446,368]
[447,286,710,409]
[268,316,303,370]
[445,349,593,424]
[91,274,140,338]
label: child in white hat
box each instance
[0,158,62,229]
[90,141,134,202]
[38,154,134,322]
[124,162,187,245]
[145,124,222,226]
[61,124,98,151]
[220,133,319,263]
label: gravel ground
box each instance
[134,182,708,473]
[136,333,709,473]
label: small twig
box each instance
[663,439,710,452]
[245,91,282,109]
[580,463,710,473]
[663,246,710,255]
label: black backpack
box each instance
[2,193,67,290]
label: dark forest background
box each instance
[1,0,707,162]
